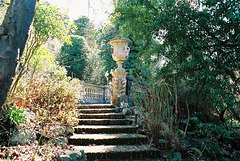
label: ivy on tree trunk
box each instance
[0,0,38,108]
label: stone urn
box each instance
[109,38,132,105]
[109,38,132,69]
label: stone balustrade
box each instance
[79,82,110,104]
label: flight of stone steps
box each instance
[68,104,160,160]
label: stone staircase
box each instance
[68,104,160,160]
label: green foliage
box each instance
[189,137,224,159]
[5,104,26,128]
[11,46,79,129]
[8,0,73,99]
[179,116,240,159]
[82,48,106,85]
[57,35,89,79]
[189,147,202,157]
[34,0,71,44]
[60,16,108,85]
[112,0,240,122]
[71,16,95,40]
[109,1,240,160]
[163,151,182,161]
[96,23,119,74]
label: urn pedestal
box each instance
[109,38,132,105]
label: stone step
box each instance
[74,125,137,134]
[72,145,161,160]
[78,104,115,109]
[79,113,125,119]
[69,133,147,145]
[78,119,133,125]
[77,108,117,114]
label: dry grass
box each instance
[132,73,180,150]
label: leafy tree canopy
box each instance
[34,0,72,45]
[111,0,240,121]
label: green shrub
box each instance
[8,46,80,137]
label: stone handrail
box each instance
[79,82,110,104]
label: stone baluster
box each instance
[79,82,110,104]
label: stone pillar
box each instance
[109,38,132,105]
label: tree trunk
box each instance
[0,0,38,108]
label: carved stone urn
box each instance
[109,38,132,105]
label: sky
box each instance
[46,0,114,26]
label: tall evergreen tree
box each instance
[57,35,89,79]
[71,16,95,40]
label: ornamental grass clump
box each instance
[132,68,180,150]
